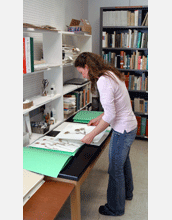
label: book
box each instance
[127,11,131,26]
[130,12,135,26]
[23,38,27,74]
[136,116,141,135]
[25,37,31,73]
[142,12,148,26]
[134,10,138,26]
[102,32,107,48]
[73,110,104,123]
[141,32,145,48]
[24,37,34,73]
[112,31,116,48]
[120,51,124,68]
[146,119,148,137]
[144,101,148,113]
[140,117,147,136]
[125,72,130,89]
[73,91,80,111]
[138,10,142,26]
[139,99,145,113]
[30,37,34,73]
[134,98,140,112]
[133,30,138,48]
[137,32,142,48]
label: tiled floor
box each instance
[55,139,148,220]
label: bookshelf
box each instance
[100,6,148,139]
[23,28,92,145]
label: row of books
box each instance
[63,95,76,118]
[63,84,91,117]
[102,30,148,49]
[136,116,148,137]
[23,37,34,74]
[75,84,91,111]
[125,73,148,91]
[132,98,148,114]
[102,51,148,70]
[103,10,148,27]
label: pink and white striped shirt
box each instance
[97,71,137,133]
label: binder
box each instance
[73,110,104,123]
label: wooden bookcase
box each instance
[23,28,92,144]
[100,6,148,139]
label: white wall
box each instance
[23,0,88,31]
[88,0,148,54]
[23,0,148,55]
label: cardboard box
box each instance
[68,19,92,35]
[23,100,33,109]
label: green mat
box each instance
[73,111,104,123]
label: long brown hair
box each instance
[74,52,125,92]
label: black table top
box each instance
[46,129,111,181]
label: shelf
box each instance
[64,102,91,121]
[136,135,148,139]
[63,63,74,67]
[134,112,148,116]
[23,26,92,146]
[63,82,90,95]
[101,6,148,10]
[117,69,148,72]
[23,64,62,76]
[29,101,91,145]
[102,47,148,51]
[103,26,148,29]
[23,27,59,34]
[23,93,61,115]
[129,90,148,93]
[29,120,62,145]
[100,6,148,141]
[60,31,91,37]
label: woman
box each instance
[74,52,137,216]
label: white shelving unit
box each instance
[23,29,92,145]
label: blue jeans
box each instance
[107,127,137,216]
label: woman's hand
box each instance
[81,132,95,145]
[87,113,104,126]
[88,118,100,126]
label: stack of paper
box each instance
[73,111,104,123]
[30,136,83,155]
[55,123,106,143]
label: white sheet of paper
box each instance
[30,136,83,152]
[55,123,106,142]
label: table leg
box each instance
[70,183,81,220]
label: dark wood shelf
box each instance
[128,90,148,93]
[102,47,148,51]
[136,135,148,140]
[100,6,148,139]
[134,112,148,116]
[103,26,148,29]
[101,6,148,11]
[117,69,148,73]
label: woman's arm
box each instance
[87,113,104,126]
[81,118,109,144]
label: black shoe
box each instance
[99,204,124,216]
